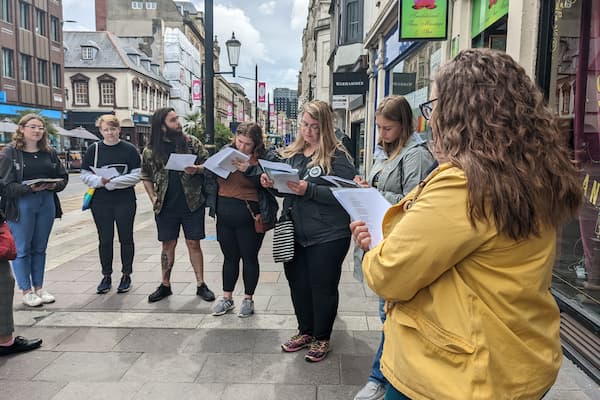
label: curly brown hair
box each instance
[13,113,51,152]
[431,48,581,240]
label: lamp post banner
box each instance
[227,103,233,121]
[192,80,202,102]
[258,82,266,104]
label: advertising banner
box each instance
[227,103,233,122]
[471,0,509,38]
[192,80,202,102]
[399,0,449,41]
[258,82,266,104]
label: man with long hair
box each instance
[141,108,215,303]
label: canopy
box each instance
[64,126,99,141]
[0,119,17,133]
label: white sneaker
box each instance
[22,292,43,307]
[354,381,386,400]
[36,289,55,304]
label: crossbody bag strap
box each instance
[245,200,257,218]
[94,142,99,168]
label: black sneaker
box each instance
[148,284,172,303]
[196,282,215,302]
[96,276,111,294]
[117,275,131,293]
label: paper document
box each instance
[258,159,299,194]
[203,147,250,179]
[22,178,64,186]
[321,175,362,188]
[90,166,120,179]
[331,187,391,248]
[164,154,198,171]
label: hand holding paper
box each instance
[165,154,198,171]
[203,147,250,179]
[258,159,299,194]
[90,166,120,180]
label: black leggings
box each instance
[284,237,351,340]
[216,196,264,296]
[91,199,136,276]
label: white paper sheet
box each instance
[203,147,250,179]
[321,175,362,188]
[331,187,391,248]
[164,154,198,171]
[258,159,299,194]
[21,178,64,186]
[90,166,120,179]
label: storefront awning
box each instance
[60,126,99,141]
[0,119,17,133]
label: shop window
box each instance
[1,0,12,22]
[2,48,14,78]
[19,1,29,29]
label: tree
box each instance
[183,111,204,140]
[9,109,58,138]
[214,121,233,151]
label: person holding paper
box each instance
[351,49,582,400]
[353,96,434,400]
[81,115,141,295]
[0,113,68,307]
[140,107,215,303]
[205,122,278,318]
[261,100,356,363]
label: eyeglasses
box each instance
[419,98,438,121]
[24,125,45,131]
[300,121,320,132]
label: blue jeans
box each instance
[8,191,55,291]
[369,297,389,386]
[385,386,411,400]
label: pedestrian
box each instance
[261,100,356,362]
[0,113,68,307]
[206,122,278,318]
[141,107,215,303]
[353,96,434,400]
[351,48,582,399]
[81,115,141,295]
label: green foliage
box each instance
[183,111,204,140]
[214,121,233,151]
[9,109,57,138]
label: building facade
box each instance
[273,87,298,120]
[0,0,64,122]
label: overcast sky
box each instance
[63,0,309,105]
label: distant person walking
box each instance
[0,114,68,307]
[206,122,278,318]
[261,100,356,363]
[141,108,215,303]
[81,115,141,295]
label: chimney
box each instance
[95,0,107,31]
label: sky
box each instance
[62,0,310,106]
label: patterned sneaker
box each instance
[305,339,330,362]
[281,334,313,353]
[211,297,234,316]
[238,298,254,318]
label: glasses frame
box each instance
[419,98,438,121]
[23,124,46,131]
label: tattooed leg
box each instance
[161,240,176,285]
[185,239,205,285]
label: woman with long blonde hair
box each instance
[261,100,356,362]
[351,49,582,399]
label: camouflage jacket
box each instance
[140,134,208,214]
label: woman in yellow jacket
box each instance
[351,49,582,400]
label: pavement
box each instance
[1,174,599,400]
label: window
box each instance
[35,8,45,35]
[20,53,31,81]
[50,16,59,41]
[73,81,88,105]
[2,48,14,78]
[141,85,147,110]
[131,1,142,9]
[81,46,94,60]
[19,1,29,29]
[37,59,47,84]
[132,82,139,108]
[51,62,60,87]
[1,0,11,22]
[145,1,156,9]
[342,0,362,44]
[100,81,115,106]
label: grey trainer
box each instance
[354,381,386,400]
[211,297,234,316]
[238,298,254,318]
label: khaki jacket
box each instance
[363,163,561,400]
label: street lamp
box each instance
[224,33,241,77]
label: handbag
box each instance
[82,143,99,211]
[0,222,17,261]
[272,208,295,263]
[245,201,274,234]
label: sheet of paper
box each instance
[321,175,362,188]
[204,147,250,179]
[90,166,120,179]
[164,154,198,171]
[331,187,391,248]
[258,159,297,173]
[258,159,299,194]
[22,178,64,186]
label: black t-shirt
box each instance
[22,151,53,180]
[82,141,141,203]
[161,141,189,213]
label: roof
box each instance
[63,31,169,85]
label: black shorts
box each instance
[155,207,206,241]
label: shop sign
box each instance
[332,95,348,109]
[0,91,5,103]
[392,73,416,95]
[398,0,449,41]
[332,72,368,95]
[471,0,509,38]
